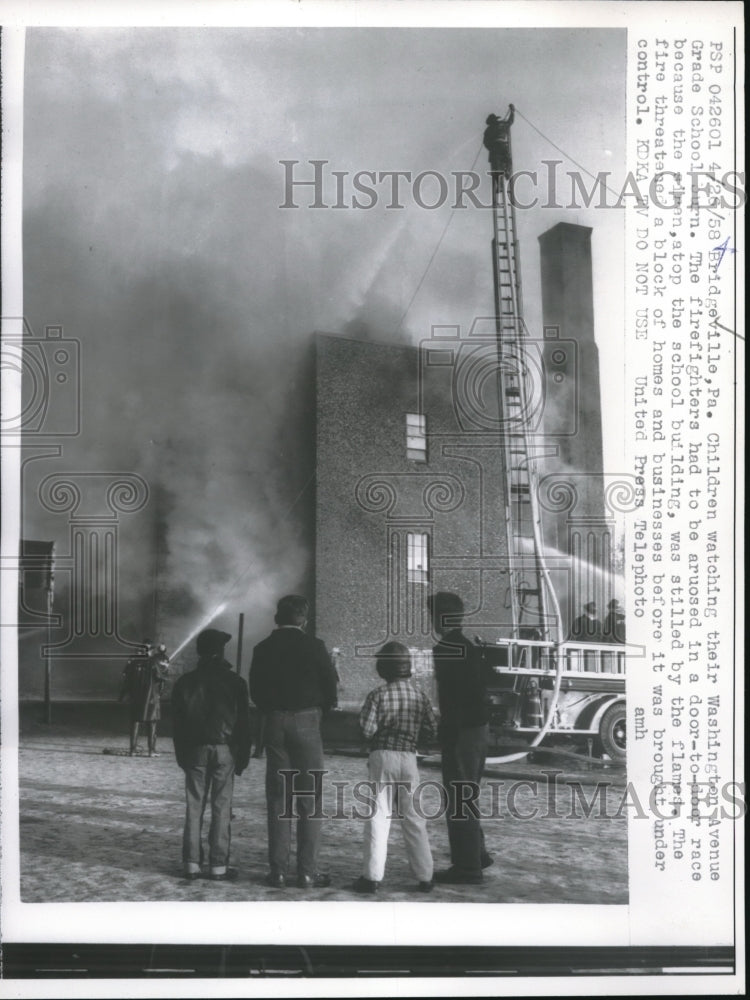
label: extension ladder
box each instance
[490,132,559,642]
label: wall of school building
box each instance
[315,332,512,709]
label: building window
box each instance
[407,532,429,585]
[406,413,427,462]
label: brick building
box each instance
[537,222,613,629]
[315,329,513,708]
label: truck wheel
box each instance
[598,703,626,761]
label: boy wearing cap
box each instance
[172,628,251,881]
[351,641,438,894]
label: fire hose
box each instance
[484,641,565,765]
[485,524,567,764]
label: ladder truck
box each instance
[481,107,626,763]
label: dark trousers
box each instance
[264,707,325,877]
[441,723,489,874]
[183,744,235,874]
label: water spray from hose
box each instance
[168,602,228,662]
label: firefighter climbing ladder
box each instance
[490,111,562,645]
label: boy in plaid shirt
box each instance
[351,641,438,894]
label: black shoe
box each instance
[480,852,495,870]
[183,871,201,881]
[266,871,286,888]
[414,880,434,893]
[208,868,238,882]
[433,867,484,885]
[351,876,378,894]
[297,872,331,889]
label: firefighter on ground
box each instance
[119,639,170,756]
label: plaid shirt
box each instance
[359,679,438,752]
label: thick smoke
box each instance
[20,29,625,683]
[21,62,432,673]
[23,156,324,670]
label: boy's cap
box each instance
[196,629,232,656]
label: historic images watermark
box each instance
[278,160,746,211]
[0,319,81,438]
[276,768,746,827]
[2,316,150,664]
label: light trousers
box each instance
[362,749,433,884]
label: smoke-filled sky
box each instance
[21,27,625,661]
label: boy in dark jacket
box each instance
[172,629,251,881]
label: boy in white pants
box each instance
[352,641,438,894]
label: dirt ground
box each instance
[17,720,628,905]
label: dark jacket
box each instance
[432,629,489,738]
[570,614,603,643]
[249,627,338,713]
[483,108,514,173]
[603,611,626,643]
[172,656,251,774]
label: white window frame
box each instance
[407,531,429,585]
[406,412,427,462]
